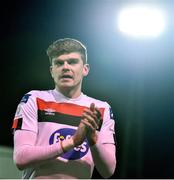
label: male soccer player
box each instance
[12,38,116,179]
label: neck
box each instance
[56,85,82,99]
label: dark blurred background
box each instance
[1,0,174,178]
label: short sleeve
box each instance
[12,92,38,134]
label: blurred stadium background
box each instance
[1,0,174,178]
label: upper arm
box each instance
[99,103,116,145]
[12,92,38,134]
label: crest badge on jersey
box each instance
[49,128,89,160]
[20,94,31,103]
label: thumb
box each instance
[90,103,95,112]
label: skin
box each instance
[50,52,89,98]
[50,53,116,177]
[14,52,115,178]
[50,52,102,146]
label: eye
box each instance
[68,59,78,65]
[54,60,64,66]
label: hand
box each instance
[72,103,102,146]
[81,103,102,146]
[72,121,88,146]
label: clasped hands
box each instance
[73,103,102,146]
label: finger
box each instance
[84,108,100,127]
[90,103,95,112]
[81,119,96,132]
[82,113,99,129]
[83,108,97,119]
[94,107,102,119]
[84,106,99,120]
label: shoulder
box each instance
[20,89,54,102]
[83,94,115,120]
[82,94,110,108]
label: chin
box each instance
[59,84,74,89]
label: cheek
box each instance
[76,69,84,79]
[51,69,59,79]
[79,74,85,81]
[51,70,56,78]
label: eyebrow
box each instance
[53,58,79,62]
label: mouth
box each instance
[60,74,73,80]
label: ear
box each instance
[50,66,54,78]
[83,64,90,77]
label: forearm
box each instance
[13,130,74,170]
[14,143,64,170]
[90,143,116,178]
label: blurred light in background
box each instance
[117,4,166,38]
[1,0,173,178]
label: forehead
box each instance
[53,52,83,61]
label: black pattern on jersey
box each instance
[38,110,102,131]
[38,110,81,127]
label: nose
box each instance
[62,61,70,70]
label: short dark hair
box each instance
[46,38,87,64]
